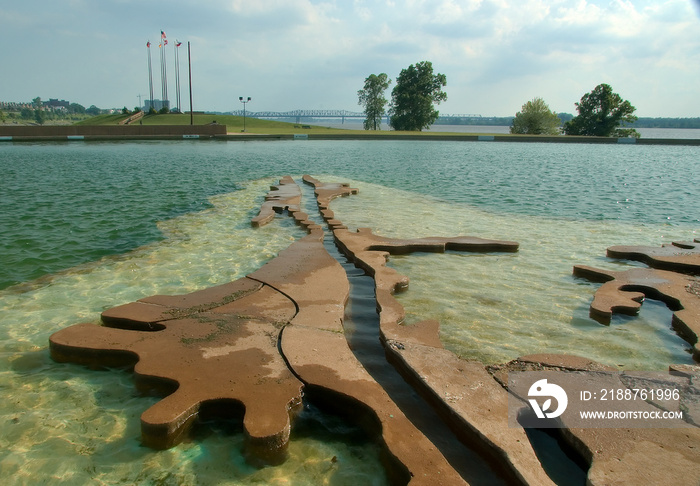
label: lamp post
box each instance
[239,96,251,132]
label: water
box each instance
[0,139,698,484]
[319,121,700,139]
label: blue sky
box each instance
[2,0,699,116]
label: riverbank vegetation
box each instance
[510,97,561,135]
[563,84,639,138]
[357,73,391,130]
[357,61,447,132]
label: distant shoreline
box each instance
[1,125,699,146]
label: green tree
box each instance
[358,73,391,130]
[563,83,639,138]
[510,97,561,135]
[389,61,447,131]
[68,103,86,114]
[26,98,44,124]
[34,108,45,125]
[86,105,101,116]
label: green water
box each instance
[0,140,698,484]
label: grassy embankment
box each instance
[75,113,508,137]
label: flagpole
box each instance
[188,41,193,126]
[162,31,169,110]
[146,41,153,111]
[174,41,181,112]
[159,41,164,108]
[163,42,168,109]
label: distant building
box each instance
[0,101,33,110]
[145,99,170,111]
[46,99,70,109]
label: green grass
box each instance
[73,114,129,126]
[75,112,513,137]
[76,112,345,134]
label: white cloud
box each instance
[1,0,698,116]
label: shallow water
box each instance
[0,140,698,484]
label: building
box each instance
[145,99,170,111]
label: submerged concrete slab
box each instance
[333,226,518,347]
[302,174,359,211]
[49,176,478,483]
[60,174,683,485]
[301,181,559,485]
[498,355,700,486]
[386,342,555,486]
[51,284,302,462]
[606,239,700,275]
[573,265,700,361]
[248,230,346,332]
[251,176,302,227]
[282,326,467,485]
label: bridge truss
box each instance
[227,109,481,123]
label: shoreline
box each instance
[1,125,700,145]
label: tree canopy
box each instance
[358,73,391,130]
[563,83,639,138]
[510,97,561,135]
[389,61,447,131]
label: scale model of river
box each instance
[0,140,698,484]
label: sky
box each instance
[2,0,699,117]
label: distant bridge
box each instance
[227,109,481,123]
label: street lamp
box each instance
[239,96,251,132]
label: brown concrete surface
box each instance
[333,226,518,346]
[51,276,303,462]
[251,176,302,227]
[49,176,474,483]
[573,265,700,361]
[327,222,554,485]
[52,174,699,485]
[0,124,226,139]
[606,239,700,275]
[498,355,700,486]
[282,326,467,485]
[386,343,556,486]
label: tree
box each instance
[389,61,447,131]
[86,105,101,116]
[34,108,45,125]
[563,83,639,138]
[358,73,391,130]
[510,97,561,135]
[68,103,86,114]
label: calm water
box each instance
[322,122,700,139]
[0,139,698,484]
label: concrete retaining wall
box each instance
[0,124,227,140]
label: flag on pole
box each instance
[146,41,151,47]
[176,41,182,47]
[161,31,166,39]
